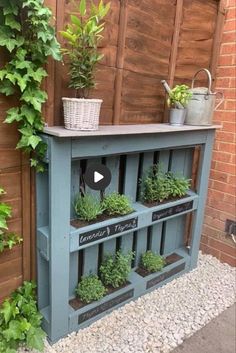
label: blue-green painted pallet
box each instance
[36,125,216,342]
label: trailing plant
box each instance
[140,165,191,203]
[60,0,110,98]
[74,193,104,222]
[102,192,134,216]
[0,187,22,253]
[141,251,165,273]
[167,84,192,109]
[0,0,61,172]
[0,281,46,353]
[75,275,106,304]
[100,251,134,288]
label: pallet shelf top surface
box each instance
[44,124,221,138]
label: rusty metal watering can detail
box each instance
[186,68,224,125]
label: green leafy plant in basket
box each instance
[141,251,165,273]
[60,0,110,98]
[100,251,134,288]
[74,193,104,222]
[0,281,46,353]
[75,275,106,304]
[102,192,134,216]
[0,187,22,253]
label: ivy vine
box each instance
[0,0,61,171]
[0,187,22,253]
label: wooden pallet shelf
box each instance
[36,124,218,342]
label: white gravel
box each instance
[18,252,236,353]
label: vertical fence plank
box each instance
[82,158,101,275]
[134,152,154,266]
[162,149,187,255]
[70,161,81,297]
[103,156,120,257]
[120,154,139,254]
[149,223,162,254]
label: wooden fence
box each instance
[0,0,225,303]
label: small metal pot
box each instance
[169,108,186,126]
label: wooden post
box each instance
[48,137,71,341]
[210,0,227,90]
[163,0,184,122]
[113,0,128,125]
[189,130,215,269]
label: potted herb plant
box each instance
[60,0,110,130]
[167,85,192,126]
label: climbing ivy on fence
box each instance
[0,187,22,253]
[0,0,61,171]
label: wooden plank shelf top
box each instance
[44,124,221,138]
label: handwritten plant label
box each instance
[152,201,193,222]
[79,217,138,246]
[146,263,185,289]
[78,289,134,324]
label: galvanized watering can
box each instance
[186,68,224,125]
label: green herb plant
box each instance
[102,192,134,216]
[60,0,110,98]
[74,193,104,222]
[167,172,191,198]
[0,281,46,353]
[140,164,191,204]
[0,0,61,171]
[167,84,192,109]
[141,251,165,273]
[75,275,106,304]
[0,187,22,253]
[100,251,134,288]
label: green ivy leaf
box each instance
[5,14,21,31]
[4,107,21,124]
[26,326,45,351]
[45,39,62,61]
[0,301,12,324]
[27,67,48,82]
[21,87,47,112]
[0,80,15,96]
[28,135,41,149]
[20,105,36,125]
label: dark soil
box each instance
[136,252,183,278]
[71,211,134,229]
[69,281,131,311]
[143,195,188,208]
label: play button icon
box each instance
[84,163,111,191]
[94,171,104,183]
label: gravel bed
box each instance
[18,252,236,353]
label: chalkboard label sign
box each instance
[78,289,134,324]
[79,217,138,246]
[146,263,185,289]
[152,201,193,222]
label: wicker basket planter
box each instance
[62,98,103,131]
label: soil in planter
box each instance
[136,252,183,278]
[142,195,188,208]
[69,281,131,310]
[71,211,134,229]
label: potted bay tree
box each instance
[60,0,110,130]
[167,84,192,126]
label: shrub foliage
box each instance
[102,192,133,216]
[76,275,106,304]
[141,251,165,273]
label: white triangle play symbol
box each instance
[94,171,104,183]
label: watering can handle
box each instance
[191,68,212,94]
